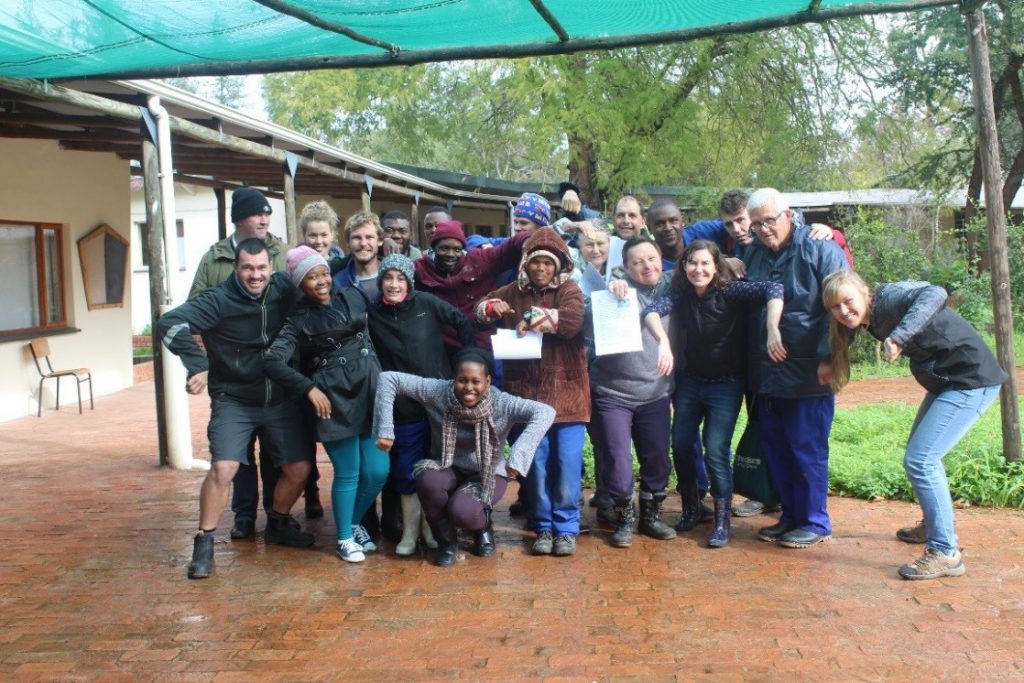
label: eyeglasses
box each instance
[749,211,785,233]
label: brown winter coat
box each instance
[477,228,590,423]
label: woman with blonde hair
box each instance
[822,270,1007,580]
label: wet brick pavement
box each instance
[1,382,1022,681]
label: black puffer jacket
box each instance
[158,272,294,406]
[368,290,476,424]
[264,287,381,442]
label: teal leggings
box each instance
[324,434,389,542]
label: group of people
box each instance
[159,182,1007,583]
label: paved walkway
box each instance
[1,382,1023,681]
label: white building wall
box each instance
[0,139,134,421]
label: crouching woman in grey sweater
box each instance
[374,349,556,567]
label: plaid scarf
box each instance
[413,385,502,505]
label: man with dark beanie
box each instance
[186,187,292,542]
[189,187,287,298]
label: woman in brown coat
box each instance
[476,227,590,557]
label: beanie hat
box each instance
[430,220,467,247]
[231,187,272,223]
[378,253,415,289]
[514,192,551,228]
[286,245,328,288]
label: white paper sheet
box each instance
[491,328,543,360]
[591,289,643,356]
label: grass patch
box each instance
[830,401,1024,508]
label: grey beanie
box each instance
[378,253,415,288]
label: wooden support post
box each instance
[141,121,169,468]
[214,187,227,241]
[362,191,372,213]
[284,169,298,246]
[964,7,1021,462]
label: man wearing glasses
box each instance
[743,188,848,549]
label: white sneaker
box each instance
[352,525,377,552]
[336,539,365,563]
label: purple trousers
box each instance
[416,467,509,531]
[591,395,672,500]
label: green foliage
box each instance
[830,402,1024,508]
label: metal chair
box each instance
[29,338,93,417]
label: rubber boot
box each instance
[707,498,731,548]
[472,508,496,557]
[428,517,458,567]
[674,483,700,532]
[638,490,677,540]
[610,497,636,548]
[420,513,438,549]
[187,532,215,580]
[396,494,421,556]
[380,487,404,543]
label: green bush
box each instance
[829,401,1024,508]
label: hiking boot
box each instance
[187,532,215,580]
[304,484,324,519]
[472,509,496,558]
[552,534,577,557]
[266,515,315,547]
[896,519,928,544]
[610,498,636,548]
[898,547,965,580]
[675,484,700,532]
[336,538,365,563]
[757,520,794,542]
[638,490,677,540]
[532,530,554,555]
[229,518,255,540]
[588,491,613,510]
[352,524,377,552]
[778,528,831,549]
[707,498,731,548]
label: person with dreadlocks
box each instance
[373,349,555,567]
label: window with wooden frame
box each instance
[0,220,67,336]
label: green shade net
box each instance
[0,0,957,79]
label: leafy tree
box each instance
[262,20,877,209]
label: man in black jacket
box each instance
[158,239,315,579]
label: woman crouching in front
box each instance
[373,349,555,567]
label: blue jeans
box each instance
[324,434,389,542]
[525,423,585,535]
[758,395,834,536]
[387,420,430,496]
[905,385,1000,555]
[673,375,745,501]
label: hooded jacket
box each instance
[476,228,590,423]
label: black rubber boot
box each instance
[707,498,731,548]
[472,508,496,557]
[266,513,315,547]
[610,497,636,548]
[638,490,677,540]
[674,483,700,532]
[429,517,458,567]
[380,487,404,543]
[187,532,215,580]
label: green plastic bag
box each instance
[732,420,780,507]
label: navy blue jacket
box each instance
[744,225,848,397]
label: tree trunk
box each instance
[567,132,601,211]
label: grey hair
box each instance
[746,188,789,213]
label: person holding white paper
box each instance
[588,238,677,548]
[476,227,590,557]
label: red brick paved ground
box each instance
[1,382,1023,681]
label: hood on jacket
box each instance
[517,227,573,291]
